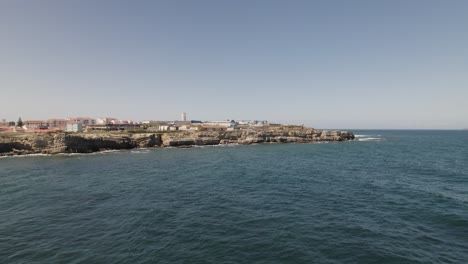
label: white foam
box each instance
[354,135,370,138]
[130,152,150,154]
[0,153,51,159]
[98,150,123,154]
[358,137,382,141]
[0,149,135,159]
[212,143,240,147]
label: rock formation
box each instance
[161,126,354,147]
[0,126,354,156]
[0,133,161,155]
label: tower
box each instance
[181,112,187,121]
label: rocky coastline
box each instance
[0,126,355,156]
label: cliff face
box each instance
[0,127,354,156]
[162,127,354,147]
[0,133,161,155]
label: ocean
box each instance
[1,130,467,263]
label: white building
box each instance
[66,123,83,132]
[159,125,178,131]
[96,117,118,125]
[112,119,137,125]
[68,117,96,126]
[203,120,237,128]
[238,120,268,126]
[142,120,158,124]
[179,125,200,131]
[181,112,187,121]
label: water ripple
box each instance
[0,130,467,263]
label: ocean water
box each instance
[0,130,467,264]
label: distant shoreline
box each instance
[0,126,355,157]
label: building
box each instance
[113,119,137,125]
[23,120,48,130]
[202,120,238,128]
[179,125,201,131]
[158,125,178,131]
[68,117,96,126]
[66,123,83,132]
[47,119,68,129]
[181,112,187,121]
[238,120,268,126]
[142,120,160,124]
[96,117,118,125]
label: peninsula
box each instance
[0,125,355,156]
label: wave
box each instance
[0,153,52,159]
[214,143,240,147]
[130,150,151,154]
[354,135,370,138]
[353,133,384,142]
[0,149,140,159]
[358,137,383,141]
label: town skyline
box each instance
[0,113,271,134]
[1,114,267,124]
[1,113,466,131]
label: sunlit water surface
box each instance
[1,130,467,263]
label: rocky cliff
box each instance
[162,126,354,147]
[0,133,161,156]
[0,127,354,156]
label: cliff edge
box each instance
[0,127,354,156]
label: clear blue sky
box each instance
[1,0,467,129]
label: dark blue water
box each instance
[1,130,467,264]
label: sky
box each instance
[0,0,467,129]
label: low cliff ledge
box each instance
[0,127,354,156]
[0,133,161,155]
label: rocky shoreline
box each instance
[0,126,355,156]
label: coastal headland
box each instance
[0,126,355,156]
